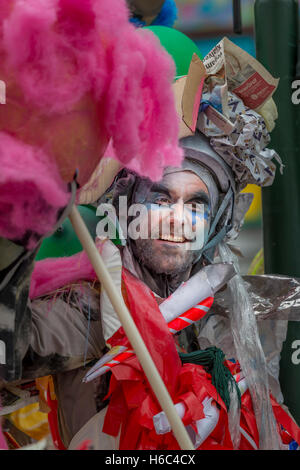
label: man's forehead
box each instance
[149,170,209,197]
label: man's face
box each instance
[131,171,211,274]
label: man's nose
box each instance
[170,199,185,224]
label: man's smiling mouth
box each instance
[157,234,195,243]
[159,235,185,242]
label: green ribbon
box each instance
[179,346,241,411]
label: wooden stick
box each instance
[69,205,194,450]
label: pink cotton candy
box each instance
[2,0,106,113]
[29,244,101,299]
[0,132,69,249]
[0,0,183,185]
[104,27,183,181]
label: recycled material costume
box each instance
[63,132,300,451]
[1,0,300,452]
[3,129,300,450]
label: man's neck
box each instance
[122,245,193,298]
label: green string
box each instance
[179,346,241,411]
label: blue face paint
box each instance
[143,198,211,245]
[186,205,210,242]
[144,199,210,221]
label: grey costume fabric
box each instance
[0,183,76,381]
[0,241,36,381]
[22,283,107,448]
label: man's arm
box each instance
[22,283,106,380]
[0,239,38,381]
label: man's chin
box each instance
[144,248,196,274]
[152,238,201,256]
[132,238,200,274]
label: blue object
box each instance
[152,0,178,27]
[130,0,177,28]
[199,101,210,113]
[289,440,299,450]
[129,16,145,27]
[199,99,222,114]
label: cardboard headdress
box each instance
[173,39,282,246]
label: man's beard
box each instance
[131,237,201,275]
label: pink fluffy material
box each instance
[0,417,8,450]
[1,0,183,181]
[0,132,69,249]
[105,27,183,181]
[29,248,97,299]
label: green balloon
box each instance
[145,26,202,77]
[36,205,121,261]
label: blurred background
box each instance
[174,0,261,274]
[176,0,255,55]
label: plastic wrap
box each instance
[210,242,284,449]
[197,271,300,406]
[227,377,241,449]
[198,315,288,405]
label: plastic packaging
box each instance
[218,242,283,450]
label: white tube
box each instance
[153,397,220,448]
[159,270,213,323]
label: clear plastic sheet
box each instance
[197,315,288,405]
[227,376,241,449]
[216,242,283,450]
[203,273,300,322]
[197,271,300,407]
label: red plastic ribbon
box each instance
[270,394,300,446]
[102,269,234,450]
[102,269,300,450]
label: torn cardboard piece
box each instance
[173,53,206,139]
[182,54,206,131]
[202,37,279,115]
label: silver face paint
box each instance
[131,171,211,277]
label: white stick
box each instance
[69,205,194,450]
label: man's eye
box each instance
[155,197,170,205]
[187,203,210,218]
[189,202,205,212]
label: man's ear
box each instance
[111,171,137,204]
[227,192,254,241]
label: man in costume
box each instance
[65,131,299,450]
[0,0,300,448]
[2,124,300,450]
